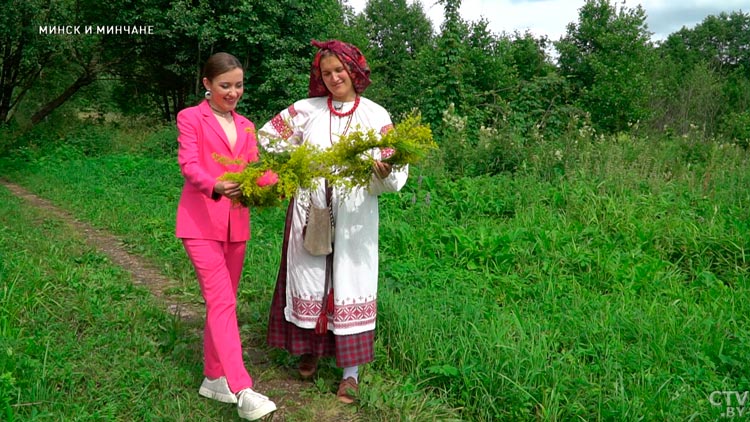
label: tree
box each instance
[2,0,349,127]
[354,0,433,117]
[222,0,346,121]
[417,0,514,130]
[0,0,59,124]
[511,31,554,82]
[1,0,171,126]
[661,11,750,74]
[432,0,466,117]
[116,0,346,122]
[556,0,656,133]
[656,11,750,136]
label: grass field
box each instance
[2,122,749,420]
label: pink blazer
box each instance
[175,100,259,242]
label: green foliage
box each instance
[320,112,436,189]
[225,0,347,121]
[511,32,555,81]
[556,0,656,133]
[0,123,22,156]
[719,110,750,148]
[0,0,59,123]
[221,112,436,207]
[0,124,458,421]
[0,0,349,127]
[678,63,724,136]
[427,18,535,138]
[357,0,434,118]
[436,100,591,178]
[653,11,750,138]
[507,73,584,139]
[140,124,179,158]
[0,189,215,421]
[375,130,750,421]
[1,110,175,162]
[660,11,750,75]
[2,0,748,166]
[4,119,750,420]
[218,141,327,208]
[3,0,164,126]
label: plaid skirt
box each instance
[266,200,374,368]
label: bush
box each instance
[140,125,178,158]
[0,123,22,157]
[719,110,750,148]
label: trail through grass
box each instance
[2,126,749,420]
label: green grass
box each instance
[2,123,750,420]
[0,186,245,421]
[0,126,461,421]
[373,134,750,420]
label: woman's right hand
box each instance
[373,161,393,179]
[214,181,242,199]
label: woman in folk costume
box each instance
[259,39,408,403]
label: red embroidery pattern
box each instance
[290,296,377,329]
[290,296,322,323]
[288,104,298,117]
[334,301,377,329]
[270,114,294,140]
[380,123,394,135]
[380,147,395,160]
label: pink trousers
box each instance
[182,238,253,393]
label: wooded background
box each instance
[2,0,749,160]
[3,2,750,420]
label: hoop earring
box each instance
[204,90,211,99]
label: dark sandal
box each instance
[298,354,319,378]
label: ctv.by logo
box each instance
[710,391,750,418]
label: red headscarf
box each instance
[308,39,371,97]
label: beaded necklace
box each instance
[328,96,359,144]
[327,95,360,117]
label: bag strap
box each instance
[315,180,335,335]
[325,180,334,233]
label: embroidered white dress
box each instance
[258,97,408,335]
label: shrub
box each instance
[719,110,750,148]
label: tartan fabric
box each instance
[267,199,375,368]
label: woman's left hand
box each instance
[215,181,243,199]
[373,161,392,179]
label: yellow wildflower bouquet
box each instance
[216,141,327,208]
[217,112,436,207]
[320,112,437,189]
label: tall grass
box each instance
[375,130,750,420]
[2,119,749,420]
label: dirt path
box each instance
[2,180,201,320]
[2,180,359,421]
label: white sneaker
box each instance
[236,388,277,421]
[198,377,237,404]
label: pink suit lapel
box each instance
[199,100,248,158]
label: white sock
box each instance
[342,366,359,382]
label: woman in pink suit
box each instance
[175,52,276,421]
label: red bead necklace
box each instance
[327,95,360,117]
[328,95,359,145]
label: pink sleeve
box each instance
[177,110,216,198]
